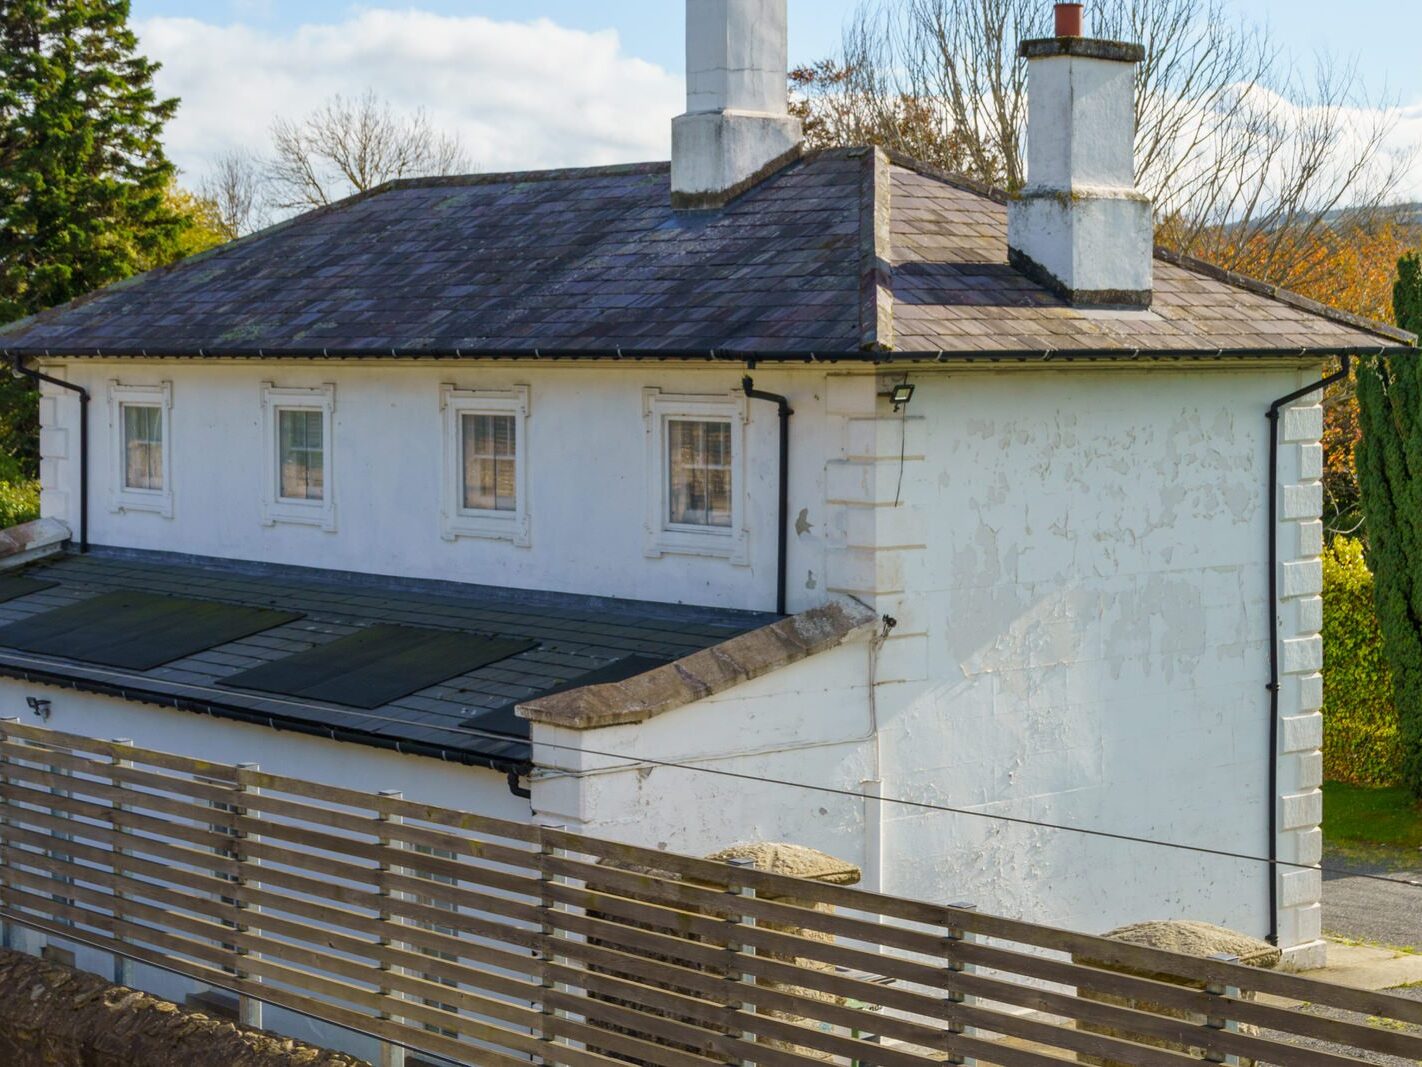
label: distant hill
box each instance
[1320,202,1422,228]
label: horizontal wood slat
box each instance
[0,722,1411,1067]
[0,907,543,1067]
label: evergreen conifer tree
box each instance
[0,0,181,467]
[1355,253,1422,796]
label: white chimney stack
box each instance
[1008,4,1154,307]
[672,0,804,210]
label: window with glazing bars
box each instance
[667,419,732,527]
[122,404,163,490]
[278,409,324,501]
[461,413,516,512]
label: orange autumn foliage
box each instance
[1182,218,1419,539]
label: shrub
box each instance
[1322,537,1402,785]
[0,480,40,530]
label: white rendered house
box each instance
[0,0,1413,986]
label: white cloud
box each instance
[137,9,684,185]
[1391,99,1422,203]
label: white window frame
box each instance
[261,383,336,531]
[643,388,748,563]
[107,380,173,517]
[439,384,530,546]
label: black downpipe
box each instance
[506,771,532,800]
[9,355,87,552]
[742,376,793,616]
[1264,355,1351,946]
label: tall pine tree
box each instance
[1356,253,1422,797]
[0,0,180,469]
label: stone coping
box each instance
[1080,920,1283,973]
[708,842,863,886]
[518,598,878,730]
[0,517,69,571]
[1019,37,1147,63]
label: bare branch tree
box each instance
[267,90,470,210]
[200,150,266,239]
[801,0,1413,289]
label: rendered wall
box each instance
[35,360,834,615]
[536,362,1328,966]
[29,356,1327,961]
[532,638,876,860]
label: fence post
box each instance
[233,763,263,1031]
[944,902,978,1067]
[1203,953,1242,1066]
[109,739,133,988]
[723,857,756,1067]
[536,824,570,1065]
[0,717,16,953]
[376,790,407,1067]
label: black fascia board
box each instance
[0,658,531,775]
[4,344,1414,362]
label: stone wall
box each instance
[0,949,367,1067]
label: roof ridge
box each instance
[1152,246,1416,347]
[369,160,671,195]
[858,147,895,351]
[880,148,1012,206]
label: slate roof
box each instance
[2,149,1410,358]
[0,550,775,772]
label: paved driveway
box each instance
[1323,844,1422,950]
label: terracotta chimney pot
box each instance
[1055,2,1084,37]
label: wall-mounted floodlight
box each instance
[881,382,915,412]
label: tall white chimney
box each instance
[671,0,804,210]
[1008,3,1153,307]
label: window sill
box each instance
[109,490,173,519]
[262,500,336,532]
[645,525,748,564]
[441,511,531,547]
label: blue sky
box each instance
[129,1,1421,96]
[126,2,1421,198]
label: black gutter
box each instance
[1264,356,1351,946]
[743,376,793,616]
[0,658,532,776]
[3,344,1411,363]
[9,354,87,551]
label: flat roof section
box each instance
[0,550,776,772]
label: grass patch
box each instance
[1324,780,1422,850]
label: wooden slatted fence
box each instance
[0,721,1418,1066]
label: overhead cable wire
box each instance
[1,647,1419,892]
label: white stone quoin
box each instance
[671,0,804,208]
[1008,33,1155,305]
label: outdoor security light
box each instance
[882,383,915,411]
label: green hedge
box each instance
[0,480,39,530]
[1323,537,1402,785]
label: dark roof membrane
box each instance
[0,551,774,772]
[219,624,537,710]
[0,590,302,671]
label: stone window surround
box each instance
[107,379,173,519]
[260,383,336,532]
[438,384,531,547]
[643,387,749,564]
